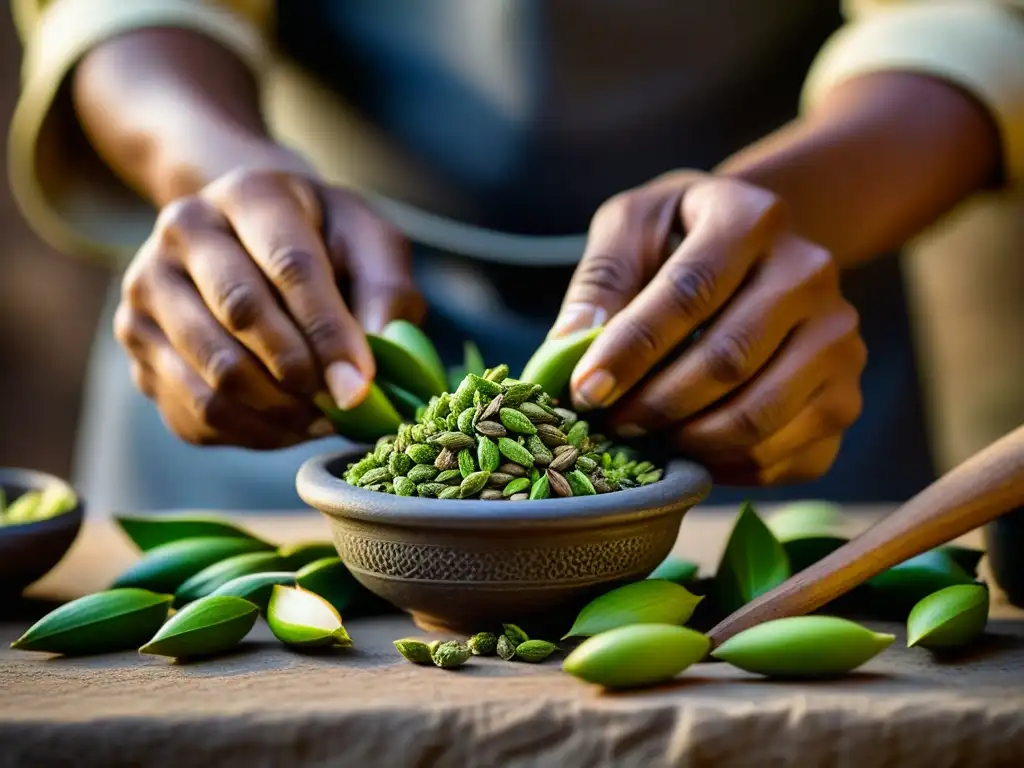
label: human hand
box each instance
[115,168,423,449]
[551,172,867,485]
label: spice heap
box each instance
[343,365,663,500]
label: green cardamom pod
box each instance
[457,407,476,435]
[435,469,463,485]
[267,585,352,648]
[563,580,703,639]
[631,461,654,477]
[648,557,699,585]
[295,557,361,615]
[407,464,440,484]
[467,632,498,655]
[486,472,515,489]
[483,364,509,383]
[477,437,501,473]
[519,326,602,400]
[458,449,477,478]
[394,476,416,496]
[548,447,579,473]
[526,436,553,466]
[276,541,337,571]
[566,421,590,449]
[499,462,528,478]
[434,448,460,471]
[113,513,266,553]
[416,482,448,498]
[140,595,259,660]
[388,451,414,477]
[344,456,382,485]
[546,470,573,498]
[575,456,598,474]
[445,412,459,430]
[394,637,434,664]
[535,424,567,448]
[637,469,663,485]
[382,482,395,494]
[479,490,506,501]
[459,471,491,498]
[502,477,531,497]
[175,551,288,606]
[475,420,507,438]
[432,640,472,668]
[11,588,172,656]
[867,550,973,610]
[430,431,476,452]
[907,584,989,649]
[517,402,558,424]
[503,623,530,645]
[433,392,452,420]
[367,321,447,400]
[501,381,539,407]
[375,440,395,461]
[358,467,394,487]
[515,639,558,663]
[209,571,296,613]
[529,475,551,500]
[496,633,517,661]
[314,385,402,445]
[449,375,477,415]
[406,443,440,465]
[409,424,428,443]
[439,486,462,500]
[711,616,894,678]
[497,438,535,468]
[563,623,709,689]
[111,536,274,594]
[566,470,597,496]
[499,408,538,435]
[467,374,503,398]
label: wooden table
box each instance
[2,506,1023,767]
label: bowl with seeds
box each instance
[0,467,84,599]
[298,327,711,636]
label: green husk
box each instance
[563,580,703,639]
[139,595,258,659]
[111,536,274,594]
[266,585,352,648]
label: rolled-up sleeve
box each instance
[802,0,1024,187]
[8,0,272,266]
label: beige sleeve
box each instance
[7,0,273,267]
[802,0,1024,187]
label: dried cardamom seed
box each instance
[548,447,579,473]
[434,448,460,470]
[517,402,558,424]
[432,640,472,668]
[515,639,557,663]
[499,408,538,435]
[394,476,416,496]
[501,381,539,406]
[457,407,476,435]
[430,431,476,452]
[394,638,433,664]
[547,470,573,498]
[474,420,507,438]
[458,449,477,478]
[536,424,568,448]
[503,623,530,645]
[388,451,414,476]
[479,490,506,501]
[497,633,517,661]
[407,464,439,484]
[436,469,462,485]
[566,421,590,448]
[358,467,393,487]
[417,482,448,498]
[486,472,515,489]
[406,443,439,464]
[499,462,528,478]
[503,478,531,497]
[498,437,535,468]
[567,470,597,496]
[483,364,509,383]
[438,486,462,500]
[460,471,491,498]
[529,475,551,499]
[575,456,598,474]
[477,437,501,473]
[468,632,498,655]
[479,393,504,422]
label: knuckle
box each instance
[576,251,638,296]
[121,259,150,307]
[214,167,281,202]
[616,313,663,357]
[663,259,718,321]
[593,192,637,229]
[112,305,139,347]
[271,352,316,392]
[801,243,839,290]
[704,327,758,385]
[204,347,247,394]
[266,246,317,288]
[303,314,347,350]
[188,388,220,427]
[217,281,261,333]
[724,397,781,445]
[129,363,155,398]
[156,195,215,237]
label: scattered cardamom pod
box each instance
[563,580,703,639]
[432,640,472,669]
[546,470,573,498]
[517,402,558,424]
[501,381,538,407]
[416,482,447,498]
[431,431,476,452]
[498,462,528,478]
[394,637,434,664]
[468,374,503,398]
[563,623,709,689]
[502,478,531,497]
[11,589,172,656]
[529,475,551,499]
[113,513,266,553]
[519,326,602,400]
[456,407,475,435]
[267,585,352,648]
[526,436,553,467]
[277,542,338,571]
[435,469,461,485]
[209,571,296,613]
[515,639,558,663]
[711,616,895,677]
[907,584,989,650]
[388,451,414,477]
[111,536,274,594]
[175,551,287,606]
[496,633,517,661]
[358,467,393,487]
[460,471,491,498]
[295,557,361,615]
[139,595,259,660]
[467,632,498,655]
[449,376,477,415]
[503,623,529,645]
[474,420,506,438]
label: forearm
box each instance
[718,72,1002,268]
[71,28,310,207]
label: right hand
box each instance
[115,168,424,449]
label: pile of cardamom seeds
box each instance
[344,365,663,500]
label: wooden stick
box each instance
[707,424,1024,646]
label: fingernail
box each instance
[308,417,335,438]
[573,369,617,410]
[549,303,608,339]
[325,361,369,410]
[616,423,647,438]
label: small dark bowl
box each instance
[297,449,711,636]
[0,468,84,600]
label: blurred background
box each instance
[0,11,108,477]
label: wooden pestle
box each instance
[707,424,1024,647]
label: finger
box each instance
[320,188,424,333]
[672,303,864,453]
[205,171,374,410]
[706,436,843,486]
[608,236,834,436]
[570,178,785,410]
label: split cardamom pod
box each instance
[563,623,710,689]
[519,326,602,400]
[432,640,472,668]
[467,632,498,655]
[209,571,296,613]
[496,633,517,661]
[314,384,402,444]
[515,639,557,663]
[563,580,703,639]
[907,583,989,650]
[113,513,266,552]
[295,557,361,615]
[711,616,895,677]
[140,595,259,659]
[175,551,287,606]
[267,585,352,648]
[111,536,274,594]
[503,623,530,645]
[394,637,434,664]
[367,320,448,400]
[11,588,172,656]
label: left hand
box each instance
[550,171,867,485]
